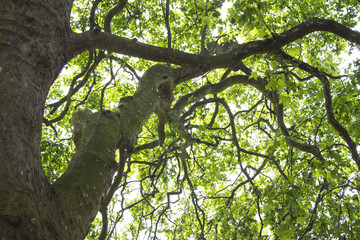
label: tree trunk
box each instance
[0,0,72,239]
[0,1,175,239]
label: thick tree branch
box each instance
[51,65,176,238]
[67,18,360,68]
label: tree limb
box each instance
[68,18,360,69]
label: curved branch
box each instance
[134,140,160,152]
[177,145,206,237]
[99,150,127,239]
[89,0,102,29]
[68,18,360,68]
[275,50,360,169]
[44,52,105,124]
[162,0,172,49]
[104,0,128,33]
[172,75,255,114]
[173,70,329,166]
[47,52,94,112]
[239,76,329,164]
[200,0,209,53]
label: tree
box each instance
[1,0,360,239]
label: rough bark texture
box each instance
[52,65,175,238]
[0,2,175,237]
[0,0,72,239]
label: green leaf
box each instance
[288,46,301,57]
[279,95,292,106]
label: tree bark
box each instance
[51,65,175,239]
[0,2,175,238]
[0,0,72,239]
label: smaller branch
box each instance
[110,56,141,80]
[44,52,105,124]
[129,160,157,167]
[104,0,128,33]
[275,50,360,169]
[251,74,328,164]
[298,182,350,240]
[285,137,325,162]
[233,98,264,118]
[89,0,103,29]
[162,0,172,50]
[99,150,128,240]
[220,97,298,191]
[313,114,326,146]
[134,140,160,152]
[179,98,219,123]
[226,159,268,205]
[207,98,219,127]
[173,74,255,115]
[200,0,209,53]
[74,69,97,109]
[47,52,94,113]
[177,145,206,238]
[256,197,264,238]
[100,58,116,111]
[217,98,262,200]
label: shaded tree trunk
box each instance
[0,0,73,239]
[0,1,174,239]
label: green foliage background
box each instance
[42,0,360,239]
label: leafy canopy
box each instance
[43,0,360,239]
